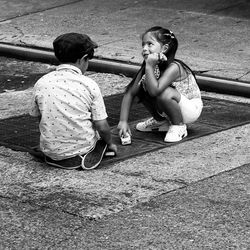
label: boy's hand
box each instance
[107,143,118,155]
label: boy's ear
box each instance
[162,44,169,54]
[81,54,88,62]
[77,54,88,65]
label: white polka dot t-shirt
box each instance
[30,64,107,160]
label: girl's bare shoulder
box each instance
[161,62,180,78]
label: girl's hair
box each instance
[126,26,196,92]
[142,26,196,76]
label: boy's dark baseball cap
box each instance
[53,32,98,63]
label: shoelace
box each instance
[167,126,175,135]
[168,126,184,136]
[144,118,156,127]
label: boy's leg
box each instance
[29,145,82,169]
[45,155,82,169]
[28,145,45,162]
[29,145,82,168]
[30,140,115,170]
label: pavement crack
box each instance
[13,26,24,37]
[0,0,83,23]
[0,194,85,219]
[0,194,14,200]
[98,39,124,47]
[110,170,189,186]
[194,70,210,74]
[111,170,147,178]
[59,208,82,218]
[152,177,189,186]
[211,3,244,15]
[236,70,250,81]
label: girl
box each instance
[117,26,203,142]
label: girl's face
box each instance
[141,32,162,59]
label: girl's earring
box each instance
[159,53,167,62]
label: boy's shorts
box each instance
[178,94,203,124]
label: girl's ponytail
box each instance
[125,61,145,92]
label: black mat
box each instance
[0,73,44,93]
[0,94,250,167]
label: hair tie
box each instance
[165,31,175,39]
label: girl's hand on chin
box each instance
[145,53,159,67]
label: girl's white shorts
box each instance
[179,95,203,124]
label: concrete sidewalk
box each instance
[0,0,249,82]
[0,1,249,249]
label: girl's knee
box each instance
[157,87,180,103]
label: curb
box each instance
[0,42,249,97]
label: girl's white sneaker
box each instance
[164,124,187,142]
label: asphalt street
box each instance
[0,1,249,249]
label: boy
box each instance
[30,33,117,170]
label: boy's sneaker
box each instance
[81,139,116,170]
[136,117,169,132]
[81,139,107,170]
[164,124,188,142]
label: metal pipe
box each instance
[0,42,249,97]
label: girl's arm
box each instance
[145,54,179,96]
[118,71,142,137]
[119,91,134,123]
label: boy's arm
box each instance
[29,96,41,117]
[94,119,117,153]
